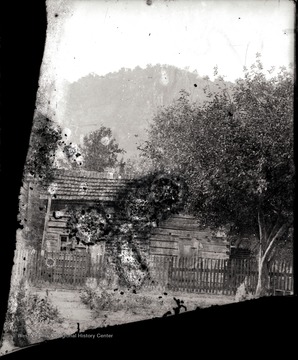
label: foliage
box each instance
[141,60,294,245]
[22,114,82,247]
[79,285,156,317]
[94,290,121,313]
[80,286,122,313]
[140,58,294,294]
[18,182,47,249]
[25,113,82,183]
[54,142,83,170]
[82,126,125,172]
[140,89,200,174]
[112,173,188,287]
[25,293,62,324]
[25,113,63,183]
[23,292,63,343]
[6,280,29,347]
[120,155,155,178]
[66,172,187,287]
[67,204,113,245]
[4,279,62,347]
[114,173,188,234]
[66,173,187,244]
[79,286,100,310]
[235,280,254,302]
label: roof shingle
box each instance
[39,169,134,201]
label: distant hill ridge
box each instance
[63,64,230,159]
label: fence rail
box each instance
[14,249,293,295]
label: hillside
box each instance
[63,64,230,159]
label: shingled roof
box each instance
[39,169,134,201]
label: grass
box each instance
[3,279,64,347]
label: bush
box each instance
[79,284,158,319]
[94,290,122,313]
[25,294,62,324]
[79,287,99,310]
[3,279,30,347]
[24,293,63,343]
[235,278,254,302]
[80,286,122,314]
[3,279,63,346]
[12,317,28,348]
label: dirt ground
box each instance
[31,286,235,336]
[0,286,235,355]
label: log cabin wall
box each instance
[39,169,229,260]
[45,199,150,257]
[39,169,133,253]
[149,214,229,259]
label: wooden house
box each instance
[35,169,229,260]
[38,169,133,254]
[149,214,229,259]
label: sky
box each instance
[51,0,294,84]
[40,0,295,126]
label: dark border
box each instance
[0,0,47,339]
[0,1,297,358]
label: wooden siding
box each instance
[148,214,229,259]
[45,212,70,251]
[39,171,229,259]
[44,211,229,259]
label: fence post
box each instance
[220,259,225,294]
[168,256,173,290]
[191,256,196,293]
[173,256,177,291]
[198,258,202,293]
[214,259,219,294]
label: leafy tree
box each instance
[54,142,83,170]
[22,114,82,248]
[25,113,63,183]
[115,173,188,233]
[25,113,83,181]
[140,58,294,296]
[140,89,199,174]
[120,155,155,178]
[82,126,125,172]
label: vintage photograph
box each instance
[0,0,295,355]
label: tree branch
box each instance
[268,246,277,263]
[257,210,263,255]
[262,221,268,243]
[262,224,287,262]
[257,211,262,241]
[267,222,278,244]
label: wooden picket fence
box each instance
[14,248,293,295]
[22,250,106,287]
[145,256,258,295]
[268,260,294,296]
[147,256,293,295]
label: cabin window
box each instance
[60,235,68,251]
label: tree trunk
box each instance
[255,257,270,297]
[255,248,264,297]
[255,215,287,297]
